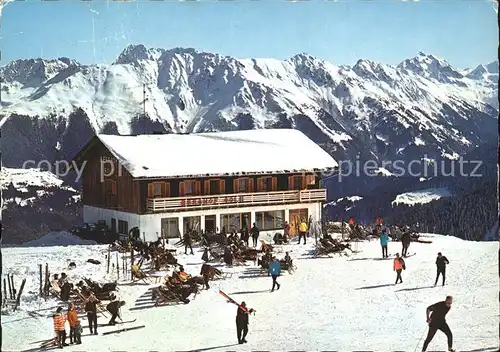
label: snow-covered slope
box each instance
[0,46,497,168]
[1,167,82,243]
[392,187,453,206]
[2,234,498,351]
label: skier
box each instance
[67,302,82,345]
[183,231,194,255]
[251,223,260,248]
[401,231,411,257]
[53,307,68,348]
[435,252,450,286]
[235,301,254,344]
[422,296,455,352]
[379,230,389,258]
[297,219,308,244]
[106,300,126,325]
[84,294,99,335]
[393,253,405,284]
[268,257,281,291]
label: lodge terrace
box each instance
[72,129,338,242]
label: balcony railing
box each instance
[146,189,327,212]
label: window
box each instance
[220,212,251,233]
[183,216,201,234]
[255,210,285,230]
[234,178,253,193]
[288,175,304,190]
[203,179,224,195]
[105,179,116,195]
[147,182,170,198]
[180,180,199,196]
[257,176,276,192]
[210,180,220,195]
[118,220,128,235]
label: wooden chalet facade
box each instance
[73,129,337,242]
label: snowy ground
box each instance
[2,234,498,352]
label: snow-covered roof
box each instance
[96,129,338,179]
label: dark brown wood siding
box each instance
[78,141,141,213]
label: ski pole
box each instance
[413,327,427,352]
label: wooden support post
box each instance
[122,253,126,276]
[14,278,26,311]
[3,278,7,301]
[116,252,120,280]
[44,263,49,299]
[130,248,134,281]
[38,264,43,297]
[7,274,13,299]
[107,246,111,274]
[11,275,17,299]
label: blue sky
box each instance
[1,0,497,69]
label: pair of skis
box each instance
[219,290,256,315]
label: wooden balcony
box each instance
[146,189,327,212]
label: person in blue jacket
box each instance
[379,230,389,258]
[268,257,281,291]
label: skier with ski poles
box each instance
[434,252,449,286]
[421,296,455,352]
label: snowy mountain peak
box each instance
[467,61,499,80]
[1,57,79,87]
[114,44,165,64]
[397,52,463,81]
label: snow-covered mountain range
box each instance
[0,45,498,167]
[0,45,497,242]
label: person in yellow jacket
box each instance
[298,219,308,245]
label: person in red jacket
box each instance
[393,253,406,284]
[67,302,82,345]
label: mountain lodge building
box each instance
[72,129,338,242]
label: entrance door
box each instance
[205,215,216,233]
[161,218,180,239]
[289,208,308,238]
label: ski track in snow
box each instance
[1,234,498,351]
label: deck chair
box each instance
[131,265,152,284]
[152,287,185,306]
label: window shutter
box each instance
[301,176,307,189]
[248,179,254,192]
[306,174,315,185]
[272,177,278,191]
[164,182,170,197]
[180,182,185,197]
[219,180,225,194]
[233,179,238,193]
[257,178,263,192]
[147,184,154,198]
[195,181,201,195]
[288,176,294,190]
[160,183,165,197]
[204,180,210,195]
